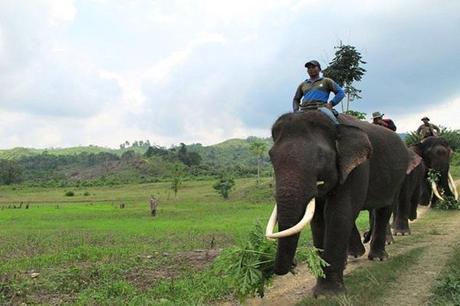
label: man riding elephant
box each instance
[266,111,409,296]
[417,117,440,139]
[371,111,397,131]
[292,60,345,124]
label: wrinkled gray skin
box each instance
[414,137,454,207]
[270,112,408,296]
[392,148,426,235]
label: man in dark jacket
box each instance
[371,111,397,131]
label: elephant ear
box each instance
[336,125,372,184]
[407,150,422,174]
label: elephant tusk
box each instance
[431,181,445,201]
[448,172,459,200]
[265,198,316,240]
[317,181,325,186]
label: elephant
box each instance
[392,148,426,235]
[265,111,409,296]
[413,136,458,207]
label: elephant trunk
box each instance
[269,183,319,275]
[438,170,454,199]
[274,233,300,275]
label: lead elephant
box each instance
[413,136,458,206]
[265,111,409,296]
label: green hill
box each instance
[0,137,273,186]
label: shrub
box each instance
[213,173,235,199]
[65,191,75,197]
[83,191,90,196]
[436,197,459,210]
[211,221,327,300]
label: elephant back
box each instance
[338,114,409,206]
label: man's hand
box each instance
[326,102,333,109]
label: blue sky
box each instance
[0,0,459,149]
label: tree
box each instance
[323,43,366,112]
[187,151,202,166]
[121,150,135,160]
[0,159,24,185]
[144,146,155,158]
[344,110,367,120]
[249,141,267,184]
[213,172,235,199]
[178,143,189,165]
[170,163,184,198]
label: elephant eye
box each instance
[268,149,273,157]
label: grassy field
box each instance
[0,178,276,305]
[2,177,370,305]
[1,176,457,305]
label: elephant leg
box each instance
[368,206,392,261]
[393,185,411,236]
[348,224,365,258]
[386,223,395,244]
[409,183,421,221]
[311,197,326,251]
[313,192,355,296]
[363,210,374,243]
[420,179,431,206]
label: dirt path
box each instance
[232,186,460,306]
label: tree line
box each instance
[0,138,272,186]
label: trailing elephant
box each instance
[265,111,409,296]
[392,148,426,235]
[413,136,458,206]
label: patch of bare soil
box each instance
[224,200,460,306]
[127,249,220,291]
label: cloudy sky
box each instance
[0,0,459,149]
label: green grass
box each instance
[0,178,278,304]
[429,245,460,305]
[298,247,425,306]
[0,178,369,305]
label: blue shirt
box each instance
[293,77,345,111]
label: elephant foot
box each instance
[393,228,411,236]
[347,243,365,258]
[392,219,410,236]
[386,233,394,245]
[368,249,389,261]
[362,230,371,244]
[313,279,346,298]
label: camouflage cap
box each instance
[372,111,384,119]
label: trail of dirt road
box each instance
[378,179,460,305]
[225,181,460,306]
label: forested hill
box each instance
[0,137,273,186]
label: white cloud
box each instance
[0,0,458,149]
[46,0,77,26]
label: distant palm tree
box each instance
[249,141,267,184]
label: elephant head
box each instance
[413,136,458,201]
[266,112,371,274]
